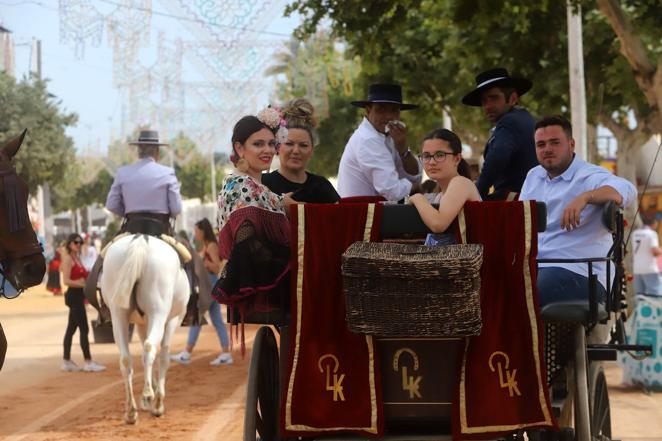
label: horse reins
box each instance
[0,167,29,233]
[0,166,40,299]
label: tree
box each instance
[266,32,362,176]
[285,0,662,185]
[589,0,662,184]
[169,132,225,201]
[72,168,115,208]
[0,73,78,193]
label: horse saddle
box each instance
[99,232,191,265]
[123,216,170,236]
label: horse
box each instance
[0,130,46,371]
[99,233,189,424]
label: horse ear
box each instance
[1,129,28,160]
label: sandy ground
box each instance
[1,286,661,441]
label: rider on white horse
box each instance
[105,129,182,233]
[85,130,181,305]
[99,130,190,424]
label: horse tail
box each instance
[107,235,149,310]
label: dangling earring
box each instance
[236,157,249,173]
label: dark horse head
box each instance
[0,130,46,294]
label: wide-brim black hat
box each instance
[351,83,418,110]
[129,129,169,146]
[462,68,532,107]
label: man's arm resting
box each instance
[561,185,625,230]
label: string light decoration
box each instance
[58,0,288,175]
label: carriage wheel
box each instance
[589,363,611,441]
[0,321,7,371]
[244,326,279,441]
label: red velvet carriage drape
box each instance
[452,200,557,439]
[281,203,384,438]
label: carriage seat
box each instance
[538,201,621,325]
[540,300,608,323]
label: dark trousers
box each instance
[63,288,91,360]
[537,266,607,308]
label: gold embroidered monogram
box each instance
[318,354,346,402]
[393,348,422,399]
[488,351,521,398]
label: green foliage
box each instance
[307,87,362,176]
[73,168,114,208]
[169,132,225,201]
[285,0,662,155]
[266,33,362,176]
[0,73,78,193]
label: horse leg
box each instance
[152,315,180,417]
[142,315,167,416]
[135,322,153,411]
[111,311,138,424]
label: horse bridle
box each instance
[0,166,42,298]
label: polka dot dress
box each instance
[217,174,285,228]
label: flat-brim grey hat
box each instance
[129,130,169,146]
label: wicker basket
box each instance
[342,242,483,337]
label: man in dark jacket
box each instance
[463,68,538,200]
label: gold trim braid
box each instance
[285,203,379,434]
[458,209,467,244]
[459,202,553,434]
[285,204,306,428]
[522,201,554,425]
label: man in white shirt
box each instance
[519,115,636,307]
[632,218,661,297]
[337,83,422,201]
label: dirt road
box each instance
[1,286,661,441]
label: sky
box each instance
[0,0,300,155]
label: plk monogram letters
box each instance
[488,351,521,397]
[393,348,422,399]
[318,354,345,401]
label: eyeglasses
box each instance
[73,240,83,245]
[418,151,455,163]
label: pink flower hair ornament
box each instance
[257,105,289,145]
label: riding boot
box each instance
[83,256,104,312]
[180,262,207,327]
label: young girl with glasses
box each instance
[409,129,481,245]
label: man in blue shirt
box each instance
[519,116,636,307]
[105,130,182,234]
[86,130,183,309]
[463,68,538,200]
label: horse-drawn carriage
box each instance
[237,200,650,441]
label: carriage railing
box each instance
[536,201,651,358]
[379,201,547,239]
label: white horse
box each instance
[100,234,189,424]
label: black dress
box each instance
[262,170,340,203]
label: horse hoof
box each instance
[140,396,153,411]
[151,396,164,417]
[124,410,138,425]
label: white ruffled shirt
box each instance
[337,117,421,201]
